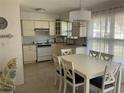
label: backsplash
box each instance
[22,31,50,44]
[76,37,87,46]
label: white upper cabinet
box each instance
[34,21,49,28]
[22,20,35,36]
[49,21,55,36]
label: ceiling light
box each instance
[34,8,46,12]
[69,0,91,21]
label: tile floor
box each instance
[16,61,124,93]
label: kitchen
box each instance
[0,0,124,93]
[21,10,90,64]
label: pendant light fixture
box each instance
[69,0,91,21]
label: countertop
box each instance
[23,43,35,46]
[52,43,87,48]
[23,43,87,48]
[23,43,52,47]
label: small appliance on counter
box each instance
[34,41,52,62]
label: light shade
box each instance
[69,9,91,21]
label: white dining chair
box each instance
[53,55,64,92]
[89,50,100,58]
[100,53,113,62]
[90,63,121,93]
[62,58,84,93]
[61,49,73,56]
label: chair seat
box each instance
[56,69,64,76]
[66,73,84,84]
[90,76,114,89]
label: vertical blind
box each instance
[88,8,124,64]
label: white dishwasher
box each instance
[37,44,52,62]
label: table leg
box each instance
[84,77,90,93]
[117,66,122,93]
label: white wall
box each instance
[0,0,24,85]
[21,11,59,20]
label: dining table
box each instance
[60,54,122,93]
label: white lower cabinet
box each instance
[76,47,87,54]
[23,45,36,64]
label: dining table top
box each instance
[61,54,108,79]
[60,54,122,93]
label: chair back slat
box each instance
[100,53,113,62]
[53,55,62,75]
[103,63,121,89]
[61,58,75,83]
[61,49,72,56]
[89,50,100,58]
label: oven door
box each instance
[37,46,52,62]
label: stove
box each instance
[34,41,52,62]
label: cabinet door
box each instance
[61,21,68,36]
[34,21,49,28]
[67,22,72,37]
[79,22,87,37]
[34,21,42,28]
[72,22,80,36]
[42,21,49,28]
[23,45,36,63]
[49,21,55,35]
[22,20,35,36]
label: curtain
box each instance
[88,8,124,65]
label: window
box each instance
[88,10,124,64]
[114,13,124,39]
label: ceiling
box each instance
[20,0,124,14]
